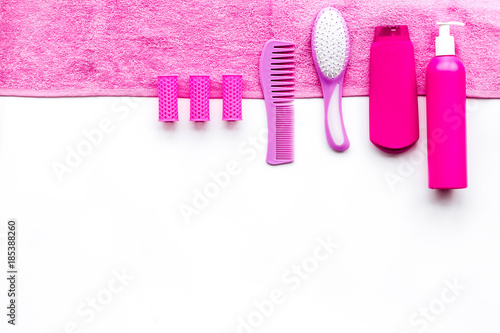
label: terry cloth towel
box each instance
[0,0,498,99]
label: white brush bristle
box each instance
[312,8,350,79]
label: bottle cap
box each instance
[435,22,464,56]
[373,25,410,42]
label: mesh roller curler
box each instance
[158,75,179,122]
[190,75,210,122]
[222,75,243,121]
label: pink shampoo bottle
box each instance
[426,22,467,189]
[369,25,419,153]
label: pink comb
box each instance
[190,75,210,122]
[158,75,179,122]
[259,40,295,165]
[222,75,243,121]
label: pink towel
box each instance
[0,0,498,99]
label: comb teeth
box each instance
[268,43,295,106]
[260,40,295,165]
[275,104,294,161]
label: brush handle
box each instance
[323,74,350,151]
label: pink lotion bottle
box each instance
[426,22,467,189]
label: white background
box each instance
[1,96,500,333]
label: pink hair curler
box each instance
[190,75,210,122]
[157,75,179,122]
[222,74,243,121]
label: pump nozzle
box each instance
[435,22,464,56]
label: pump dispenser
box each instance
[435,22,465,56]
[426,22,467,189]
